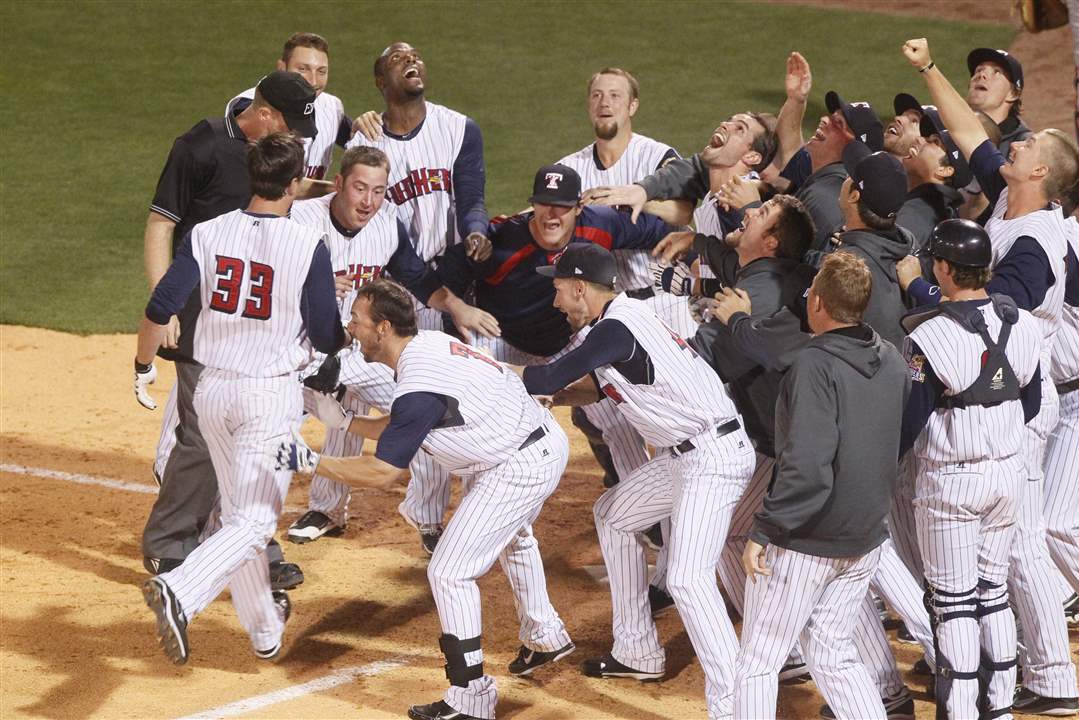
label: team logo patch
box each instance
[545,172,563,189]
[907,353,926,383]
[304,102,314,115]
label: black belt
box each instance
[518,425,547,451]
[671,419,740,456]
[1057,377,1079,396]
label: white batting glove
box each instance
[650,259,694,297]
[276,433,320,474]
[134,360,158,410]
[310,391,355,432]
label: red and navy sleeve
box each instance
[452,118,489,239]
[375,392,448,468]
[595,206,676,251]
[522,319,636,396]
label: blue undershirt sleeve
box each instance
[907,277,943,307]
[374,392,448,468]
[522,319,636,395]
[452,118,489,239]
[899,340,945,456]
[986,237,1053,311]
[968,139,1007,209]
[300,241,345,354]
[1021,363,1042,424]
[146,232,201,324]
[336,115,353,148]
[780,148,812,191]
[387,220,442,304]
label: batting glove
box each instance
[276,434,320,474]
[134,360,157,410]
[650,260,694,297]
[310,391,355,431]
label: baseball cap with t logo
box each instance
[257,70,318,138]
[535,243,617,289]
[528,163,582,206]
[825,91,884,151]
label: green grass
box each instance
[0,0,1013,334]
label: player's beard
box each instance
[593,120,619,141]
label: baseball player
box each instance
[280,279,573,720]
[899,219,1043,720]
[285,146,499,550]
[517,244,755,720]
[342,40,491,551]
[966,48,1031,159]
[902,37,1079,714]
[226,32,351,181]
[141,70,317,590]
[136,133,346,663]
[733,251,910,720]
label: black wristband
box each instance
[919,61,935,74]
[135,359,153,374]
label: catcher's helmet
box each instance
[927,219,992,268]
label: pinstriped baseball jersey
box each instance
[190,209,324,376]
[290,193,400,316]
[346,101,465,262]
[593,294,736,447]
[908,303,1041,463]
[226,89,345,180]
[559,134,678,292]
[694,194,722,280]
[1050,217,1079,383]
[393,331,548,474]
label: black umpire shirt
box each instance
[149,108,251,362]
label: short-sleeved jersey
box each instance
[986,188,1068,362]
[191,210,325,376]
[1051,216,1079,384]
[908,302,1042,463]
[346,101,475,262]
[559,133,679,291]
[593,294,737,448]
[227,89,346,180]
[393,330,548,474]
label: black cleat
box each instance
[143,557,183,575]
[287,510,345,544]
[1012,688,1079,716]
[779,661,811,685]
[641,523,664,551]
[254,590,291,661]
[420,524,443,556]
[508,642,575,676]
[896,622,918,644]
[821,688,914,720]
[269,560,304,591]
[581,652,662,681]
[1064,593,1078,628]
[407,700,480,720]
[142,577,189,665]
[911,657,932,676]
[649,585,676,618]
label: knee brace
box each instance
[438,633,483,688]
[924,583,980,720]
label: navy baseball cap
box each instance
[967,48,1023,90]
[842,142,908,218]
[536,243,617,288]
[893,93,924,117]
[257,71,318,138]
[529,164,581,207]
[825,91,884,151]
[918,106,973,188]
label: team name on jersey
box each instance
[335,264,384,289]
[387,168,452,205]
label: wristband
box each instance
[135,359,153,374]
[919,61,935,74]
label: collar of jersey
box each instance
[329,206,361,238]
[225,106,247,141]
[382,116,426,142]
[242,211,282,219]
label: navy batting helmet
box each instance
[927,219,992,268]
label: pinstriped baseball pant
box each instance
[735,545,887,720]
[1043,387,1079,593]
[161,371,301,652]
[429,419,572,720]
[595,427,754,719]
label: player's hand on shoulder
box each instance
[451,305,501,343]
[352,111,383,141]
[712,287,752,325]
[650,258,694,297]
[134,359,158,410]
[717,175,762,212]
[464,232,492,262]
[902,38,932,70]
[276,432,321,474]
[162,315,180,350]
[652,230,696,263]
[785,51,812,103]
[582,184,647,223]
[895,255,923,291]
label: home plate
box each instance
[582,564,656,585]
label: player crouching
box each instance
[279,279,573,720]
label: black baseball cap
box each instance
[918,106,973,187]
[842,141,908,218]
[967,48,1023,90]
[529,163,581,207]
[825,91,884,151]
[257,71,318,138]
[536,243,617,288]
[892,93,924,118]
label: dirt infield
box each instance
[2,325,1075,719]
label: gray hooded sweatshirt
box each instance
[750,324,910,558]
[832,226,914,350]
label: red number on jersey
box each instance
[209,256,244,314]
[242,262,274,320]
[666,327,698,358]
[449,341,504,373]
[601,383,625,403]
[209,255,275,321]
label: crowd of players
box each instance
[132,28,1079,720]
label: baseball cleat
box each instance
[640,522,664,551]
[419,523,443,556]
[508,641,576,676]
[407,700,480,720]
[896,622,918,644]
[143,557,182,575]
[820,687,914,720]
[1012,688,1079,716]
[1063,593,1078,628]
[269,560,305,591]
[779,661,812,685]
[911,657,932,676]
[581,653,663,681]
[254,591,291,661]
[648,585,676,618]
[142,576,189,665]
[286,510,345,544]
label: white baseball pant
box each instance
[1043,387,1079,593]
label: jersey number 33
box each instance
[209,255,275,321]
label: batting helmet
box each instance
[927,219,992,268]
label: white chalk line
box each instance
[176,657,409,719]
[3,462,370,716]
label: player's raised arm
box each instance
[772,51,812,172]
[902,38,989,161]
